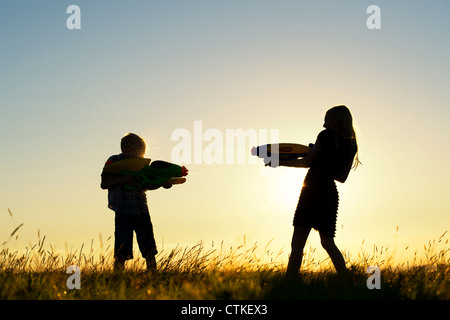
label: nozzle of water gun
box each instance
[181,166,188,176]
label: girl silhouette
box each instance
[280,105,360,276]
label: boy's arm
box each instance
[144,181,172,191]
[101,173,174,191]
[144,183,163,191]
[279,139,321,168]
[100,173,136,190]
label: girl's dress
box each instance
[293,129,357,238]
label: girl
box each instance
[280,105,360,277]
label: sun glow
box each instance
[262,167,306,216]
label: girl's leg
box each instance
[285,225,311,277]
[319,232,347,274]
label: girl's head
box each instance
[324,105,361,168]
[324,105,355,139]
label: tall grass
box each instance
[1,211,449,300]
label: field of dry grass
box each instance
[1,224,448,300]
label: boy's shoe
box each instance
[146,255,157,272]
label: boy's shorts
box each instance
[114,212,158,261]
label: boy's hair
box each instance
[121,133,146,154]
[326,105,361,169]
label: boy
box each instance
[101,133,171,271]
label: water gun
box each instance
[251,143,314,166]
[103,158,188,191]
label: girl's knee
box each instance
[320,236,336,251]
[291,226,310,249]
[291,238,305,253]
[291,235,307,252]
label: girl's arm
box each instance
[335,159,352,183]
[279,139,321,168]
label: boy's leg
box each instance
[285,225,311,278]
[114,213,134,270]
[145,255,157,272]
[134,214,158,271]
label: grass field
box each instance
[1,226,449,300]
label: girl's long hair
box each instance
[326,105,361,169]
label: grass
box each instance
[1,214,449,300]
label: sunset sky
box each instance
[1,1,449,264]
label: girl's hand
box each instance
[280,139,321,168]
[279,159,306,168]
[264,159,278,167]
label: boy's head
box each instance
[121,133,146,158]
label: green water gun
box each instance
[103,158,188,191]
[121,160,188,191]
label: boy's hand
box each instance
[120,175,139,185]
[161,181,172,189]
[101,174,140,190]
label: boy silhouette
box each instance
[101,133,171,271]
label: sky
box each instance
[1,0,449,264]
